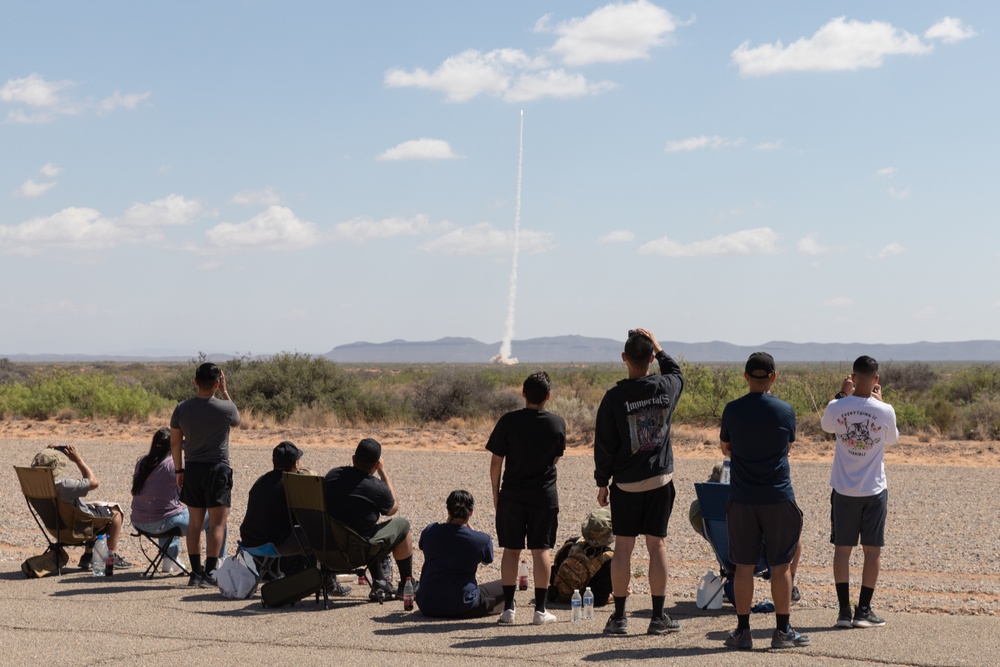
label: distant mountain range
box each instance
[5,336,1000,363]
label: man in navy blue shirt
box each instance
[720,352,810,651]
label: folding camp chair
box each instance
[282,472,394,609]
[132,525,189,578]
[236,540,282,590]
[14,465,114,576]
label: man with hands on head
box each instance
[594,328,684,636]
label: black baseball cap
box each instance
[745,352,776,379]
[272,441,303,468]
[354,438,382,466]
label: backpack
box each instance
[551,537,613,602]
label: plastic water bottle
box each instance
[92,535,108,576]
[402,577,414,611]
[571,589,582,622]
[583,587,594,620]
[720,459,731,485]
[517,558,529,590]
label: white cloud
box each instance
[754,140,783,151]
[876,242,905,258]
[39,163,63,178]
[332,215,451,242]
[875,166,897,178]
[1,73,149,123]
[0,73,75,107]
[98,90,151,113]
[385,48,613,103]
[14,179,57,198]
[376,139,463,161]
[206,206,322,250]
[230,187,281,206]
[419,222,554,255]
[665,135,744,153]
[796,233,828,255]
[537,0,683,66]
[825,297,853,307]
[0,207,150,253]
[887,186,911,200]
[925,17,976,44]
[638,227,779,257]
[119,195,201,227]
[732,17,932,77]
[599,230,635,243]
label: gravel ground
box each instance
[4,435,997,617]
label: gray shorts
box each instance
[830,489,887,547]
[371,516,411,555]
[727,500,802,566]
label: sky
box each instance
[1,1,997,357]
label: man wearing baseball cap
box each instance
[239,441,307,566]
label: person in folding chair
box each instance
[324,438,415,601]
[131,428,190,575]
[31,445,132,572]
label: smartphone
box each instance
[54,446,68,453]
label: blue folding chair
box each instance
[236,541,282,589]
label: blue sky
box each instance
[1,1,995,356]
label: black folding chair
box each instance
[132,525,189,578]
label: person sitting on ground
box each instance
[546,508,615,608]
[415,490,504,618]
[31,444,132,572]
[324,438,415,600]
[131,428,190,573]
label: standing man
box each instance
[171,362,240,587]
[594,328,684,636]
[720,352,810,650]
[487,371,566,626]
[821,355,899,629]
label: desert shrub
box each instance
[674,363,743,424]
[0,370,170,421]
[962,399,1000,440]
[893,401,928,431]
[0,358,31,386]
[547,395,597,437]
[412,370,520,422]
[941,366,1000,404]
[879,362,938,395]
[923,398,958,435]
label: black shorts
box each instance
[727,500,802,566]
[830,489,887,547]
[495,495,558,550]
[180,461,233,508]
[609,480,675,538]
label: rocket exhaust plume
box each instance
[491,110,524,366]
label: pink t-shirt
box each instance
[130,457,185,524]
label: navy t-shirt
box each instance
[239,469,292,548]
[719,392,796,504]
[323,466,394,537]
[415,522,493,617]
[486,408,566,508]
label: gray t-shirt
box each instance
[55,477,92,515]
[170,396,240,465]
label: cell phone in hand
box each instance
[54,446,68,453]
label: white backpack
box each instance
[216,551,259,599]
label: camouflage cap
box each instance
[581,508,614,547]
[31,449,68,477]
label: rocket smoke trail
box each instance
[491,110,523,365]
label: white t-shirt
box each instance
[821,395,899,497]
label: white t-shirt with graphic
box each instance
[821,395,899,497]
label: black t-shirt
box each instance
[720,392,796,504]
[486,408,566,508]
[239,469,292,548]
[323,466,394,537]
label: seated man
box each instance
[30,444,132,572]
[324,438,415,599]
[547,508,615,608]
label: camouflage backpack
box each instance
[552,538,613,601]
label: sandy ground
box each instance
[4,419,998,619]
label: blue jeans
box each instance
[133,509,228,561]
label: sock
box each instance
[776,613,790,632]
[858,585,875,611]
[651,595,665,619]
[502,585,516,611]
[205,556,218,574]
[613,595,627,619]
[189,554,202,575]
[737,614,750,631]
[368,558,386,582]
[396,556,413,584]
[836,582,850,613]
[534,588,547,613]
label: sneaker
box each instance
[498,608,516,625]
[368,579,397,602]
[78,552,93,570]
[603,613,628,635]
[771,627,811,649]
[161,560,180,574]
[112,554,133,569]
[532,610,557,625]
[200,571,218,588]
[187,572,204,587]
[326,579,351,597]
[724,627,753,650]
[852,606,885,628]
[836,609,854,628]
[647,613,681,635]
[791,585,801,603]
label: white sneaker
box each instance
[498,609,516,624]
[532,610,557,625]
[161,561,179,574]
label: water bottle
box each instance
[720,459,731,485]
[92,536,108,576]
[570,589,582,622]
[517,558,529,590]
[583,587,594,620]
[402,577,414,611]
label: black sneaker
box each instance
[187,572,203,587]
[603,613,628,635]
[771,627,811,649]
[200,571,218,588]
[852,606,885,628]
[368,579,396,602]
[724,627,752,650]
[791,584,801,603]
[647,613,680,635]
[78,552,93,570]
[836,609,854,628]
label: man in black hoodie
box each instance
[594,328,684,636]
